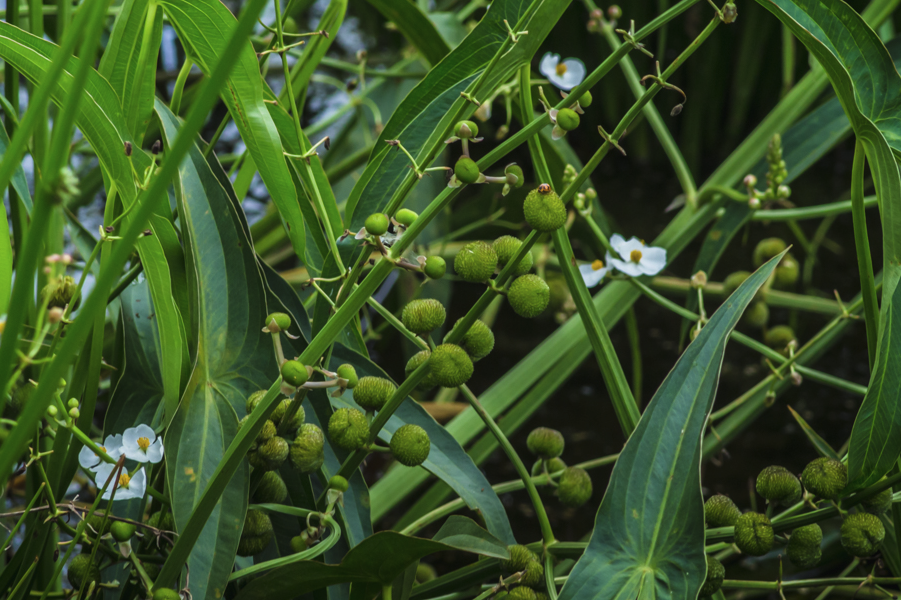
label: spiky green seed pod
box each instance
[534,593,549,600]
[454,120,479,139]
[395,209,418,227]
[557,466,592,507]
[508,588,537,600]
[446,318,495,361]
[424,256,447,280]
[390,424,431,466]
[152,589,181,600]
[531,457,567,477]
[454,156,481,184]
[405,350,439,391]
[250,436,289,471]
[775,253,799,288]
[520,560,544,587]
[503,545,539,572]
[337,364,359,388]
[574,90,593,108]
[527,427,564,459]
[353,377,396,412]
[508,275,550,319]
[861,482,893,515]
[733,512,774,556]
[281,360,309,388]
[265,312,291,332]
[753,237,788,267]
[246,390,267,414]
[273,400,305,433]
[704,495,741,528]
[723,271,750,297]
[237,509,274,556]
[329,475,349,492]
[416,563,437,583]
[454,241,498,282]
[505,164,525,188]
[429,344,474,388]
[764,326,796,356]
[254,471,288,504]
[257,420,277,443]
[147,511,175,532]
[328,408,370,451]
[756,465,802,505]
[801,457,847,499]
[365,213,389,236]
[699,556,725,597]
[402,299,446,335]
[493,235,533,276]
[555,108,580,131]
[523,187,566,232]
[111,521,137,542]
[742,301,769,330]
[42,276,78,309]
[786,523,822,569]
[290,424,325,472]
[68,554,101,591]
[841,512,885,556]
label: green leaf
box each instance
[365,0,451,66]
[786,406,840,460]
[278,0,346,108]
[556,253,785,600]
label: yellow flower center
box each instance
[555,63,568,76]
[630,249,643,263]
[137,437,151,451]
[99,446,106,453]
[119,473,131,488]
[591,259,605,271]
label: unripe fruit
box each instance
[272,399,305,433]
[841,512,885,556]
[753,237,788,267]
[402,299,446,334]
[454,156,481,184]
[454,120,479,139]
[573,89,593,108]
[237,509,274,556]
[764,325,796,355]
[504,164,525,188]
[493,236,533,275]
[508,275,550,318]
[85,514,110,537]
[257,420,277,443]
[328,408,370,451]
[801,457,847,499]
[42,276,78,309]
[111,521,137,542]
[68,554,101,591]
[555,108,580,131]
[353,377,396,411]
[416,563,437,583]
[337,364,359,388]
[424,256,447,280]
[254,471,288,504]
[290,424,325,472]
[723,271,750,297]
[429,344,474,388]
[519,559,544,587]
[454,241,498,282]
[503,545,539,572]
[290,535,307,553]
[405,350,438,391]
[523,187,566,232]
[281,360,309,388]
[147,511,175,531]
[449,318,495,361]
[390,424,431,466]
[365,213,389,236]
[775,253,800,288]
[733,512,774,556]
[153,589,181,600]
[786,523,822,568]
[527,427,564,459]
[861,482,893,515]
[329,475,349,492]
[395,208,418,227]
[250,436,289,471]
[68,407,80,419]
[699,556,725,597]
[265,312,291,332]
[704,495,741,528]
[756,465,802,505]
[741,301,769,329]
[508,588,537,600]
[246,390,267,414]
[557,466,592,507]
[532,457,567,476]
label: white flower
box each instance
[95,465,146,501]
[607,234,667,277]
[579,259,609,288]
[122,424,164,464]
[539,53,586,91]
[78,434,123,473]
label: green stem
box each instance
[169,57,193,116]
[850,138,879,370]
[625,307,642,406]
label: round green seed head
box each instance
[533,594,548,600]
[704,495,741,528]
[281,360,309,388]
[328,408,370,451]
[257,419,277,443]
[405,350,438,391]
[861,484,893,515]
[533,457,567,477]
[395,208,418,227]
[507,588,537,600]
[555,108,580,131]
[557,466,592,507]
[723,271,750,297]
[801,457,848,500]
[290,424,325,472]
[251,436,289,471]
[786,523,823,569]
[449,318,495,361]
[527,427,565,459]
[152,589,181,600]
[424,256,447,280]
[493,235,533,275]
[365,213,389,236]
[756,465,802,505]
[775,253,800,288]
[741,301,769,329]
[753,237,788,267]
[733,512,774,556]
[454,156,481,184]
[429,344,474,388]
[789,522,823,547]
[454,241,498,282]
[508,275,550,319]
[841,512,885,556]
[523,187,566,232]
[574,89,593,108]
[238,509,274,556]
[390,424,431,466]
[265,312,291,332]
[276,400,305,433]
[416,563,437,583]
[764,326,796,355]
[454,120,479,139]
[147,511,175,532]
[246,389,267,414]
[402,299,447,335]
[503,545,539,572]
[353,377,396,412]
[504,163,525,188]
[254,471,288,504]
[337,364,359,389]
[68,554,101,591]
[43,275,78,309]
[329,475,349,492]
[519,560,544,587]
[700,556,725,597]
[110,521,137,543]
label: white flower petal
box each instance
[79,445,100,471]
[579,263,607,288]
[539,53,560,80]
[638,247,667,275]
[609,234,627,251]
[103,434,124,459]
[616,237,646,260]
[551,125,567,140]
[123,424,159,463]
[558,59,586,90]
[144,439,164,464]
[609,257,643,277]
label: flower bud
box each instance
[764,325,796,356]
[574,90,593,108]
[68,554,101,591]
[365,213,390,236]
[756,465,802,505]
[42,275,78,309]
[557,466,592,507]
[741,301,769,330]
[777,184,791,198]
[841,512,885,556]
[47,404,58,418]
[508,588,537,600]
[329,475,349,492]
[328,407,370,451]
[519,559,544,587]
[246,390,267,414]
[290,424,325,472]
[337,364,359,388]
[68,407,80,419]
[281,360,310,388]
[523,186,566,232]
[250,436,289,471]
[704,495,741,528]
[503,545,539,572]
[429,344,474,388]
[532,457,567,476]
[527,427,564,459]
[395,208,418,227]
[265,312,291,333]
[748,196,761,210]
[493,236,533,275]
[111,521,137,542]
[153,589,181,600]
[405,350,438,391]
[48,307,64,324]
[555,108,580,131]
[424,256,447,280]
[237,509,274,556]
[416,563,437,583]
[504,164,525,188]
[691,271,708,289]
[733,512,774,556]
[449,318,495,361]
[454,241,498,282]
[402,299,446,335]
[390,424,431,466]
[700,556,725,597]
[454,156,481,185]
[608,5,622,19]
[353,376,396,411]
[801,457,847,499]
[454,120,479,139]
[774,253,799,288]
[786,523,822,568]
[254,471,288,504]
[67,398,79,409]
[508,275,550,318]
[753,237,788,267]
[722,2,737,22]
[861,481,893,515]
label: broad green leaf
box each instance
[556,253,785,600]
[366,0,451,66]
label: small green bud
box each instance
[574,90,593,108]
[700,556,725,597]
[841,512,885,557]
[753,238,787,267]
[557,466,592,507]
[508,275,550,319]
[741,301,769,330]
[723,271,750,297]
[111,521,137,542]
[424,256,447,280]
[67,398,79,409]
[42,275,78,309]
[801,457,847,499]
[254,471,288,504]
[265,312,291,332]
[555,108,580,131]
[68,554,101,591]
[337,364,359,388]
[395,208,418,227]
[365,213,389,236]
[704,495,741,528]
[774,253,799,288]
[246,390,267,414]
[405,350,438,391]
[454,120,479,139]
[756,465,802,505]
[329,475,349,492]
[503,545,538,572]
[786,523,822,568]
[531,457,567,476]
[290,424,325,472]
[46,404,58,418]
[527,427,564,459]
[390,424,431,466]
[281,360,310,388]
[504,164,525,188]
[402,299,446,334]
[250,436,289,471]
[290,535,308,553]
[764,325,796,356]
[353,377,396,411]
[523,187,566,232]
[454,241,498,282]
[152,589,181,600]
[415,563,437,583]
[733,512,774,556]
[237,509,274,556]
[328,408,370,451]
[257,420,277,442]
[507,588,537,600]
[448,318,495,361]
[861,482,893,515]
[493,235,533,276]
[519,559,544,587]
[429,344,474,388]
[454,156,481,185]
[68,407,80,419]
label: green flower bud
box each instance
[801,457,847,499]
[454,120,479,139]
[503,545,539,572]
[67,398,79,409]
[841,512,885,557]
[281,360,309,388]
[756,465,802,505]
[111,521,137,542]
[47,404,58,418]
[741,301,769,330]
[519,559,544,587]
[774,253,799,288]
[454,241,498,282]
[508,275,550,319]
[238,509,274,556]
[365,213,389,236]
[337,364,359,388]
[532,457,567,476]
[508,588,537,600]
[700,556,725,597]
[152,589,181,600]
[733,512,774,556]
[246,390,267,414]
[415,563,437,583]
[504,164,525,188]
[723,271,750,297]
[454,156,481,185]
[574,90,593,108]
[290,534,308,553]
[68,554,101,591]
[424,256,447,280]
[523,187,566,232]
[250,436,289,471]
[395,209,418,227]
[861,482,893,515]
[42,276,78,310]
[405,350,438,391]
[704,495,741,528]
[265,312,291,332]
[493,236,533,276]
[353,377,396,412]
[147,511,175,532]
[402,299,447,335]
[753,237,788,267]
[764,326,796,356]
[290,424,325,472]
[527,427,564,459]
[557,466,592,507]
[390,424,431,466]
[254,471,288,504]
[257,420,277,443]
[555,108,580,131]
[429,344,474,388]
[328,408,370,451]
[786,523,822,569]
[329,475,349,492]
[449,318,495,361]
[68,407,80,419]
[85,514,110,537]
